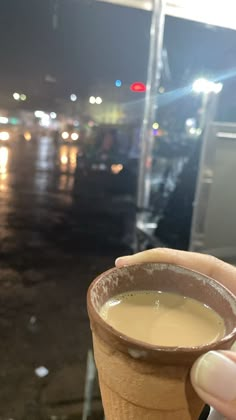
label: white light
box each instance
[62,131,69,140]
[50,112,57,119]
[40,115,50,127]
[152,122,159,130]
[13,92,20,101]
[95,97,102,105]
[89,96,96,104]
[20,94,27,101]
[34,110,45,118]
[0,117,8,124]
[35,366,49,378]
[189,127,196,135]
[71,132,79,141]
[217,132,236,139]
[192,78,223,94]
[70,94,77,102]
[0,132,10,141]
[185,118,195,127]
[213,83,223,94]
[61,154,68,164]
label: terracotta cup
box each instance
[87,263,236,420]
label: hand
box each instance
[116,248,236,420]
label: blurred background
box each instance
[1,0,236,418]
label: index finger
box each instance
[115,248,236,296]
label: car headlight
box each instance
[71,132,79,141]
[0,132,10,141]
[62,131,69,140]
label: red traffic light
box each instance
[130,82,146,92]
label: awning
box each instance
[97,0,236,31]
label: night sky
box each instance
[1,0,236,100]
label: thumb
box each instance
[191,351,236,420]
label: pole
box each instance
[137,0,165,216]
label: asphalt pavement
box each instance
[0,137,131,419]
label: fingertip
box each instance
[115,256,129,267]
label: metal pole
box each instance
[137,0,165,216]
[189,92,220,252]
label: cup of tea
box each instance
[87,263,236,420]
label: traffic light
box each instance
[130,82,146,92]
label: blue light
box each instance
[115,80,122,88]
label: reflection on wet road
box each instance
[0,137,82,254]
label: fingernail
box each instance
[115,256,130,267]
[191,351,236,401]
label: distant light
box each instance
[40,116,50,127]
[24,131,32,141]
[95,97,102,105]
[130,82,146,92]
[89,96,96,104]
[71,132,79,141]
[0,132,10,141]
[50,112,57,119]
[34,110,45,118]
[88,120,94,128]
[35,366,49,378]
[61,155,68,165]
[62,131,69,140]
[192,78,223,95]
[74,120,80,127]
[0,117,8,124]
[152,122,159,130]
[9,117,20,125]
[70,94,77,102]
[186,118,195,127]
[159,86,165,94]
[214,83,223,94]
[111,163,123,175]
[189,127,196,135]
[115,80,122,87]
[20,94,27,101]
[13,92,20,101]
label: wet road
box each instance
[0,137,130,419]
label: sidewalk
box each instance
[0,239,115,419]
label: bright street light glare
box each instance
[13,92,20,101]
[34,110,45,118]
[50,112,57,119]
[70,94,77,102]
[0,132,10,141]
[213,83,223,94]
[0,117,9,124]
[95,96,102,105]
[192,78,223,94]
[89,96,96,104]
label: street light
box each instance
[70,94,77,102]
[95,97,102,105]
[192,78,223,94]
[34,110,45,118]
[89,96,96,104]
[20,94,27,101]
[13,92,20,101]
[50,112,57,119]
